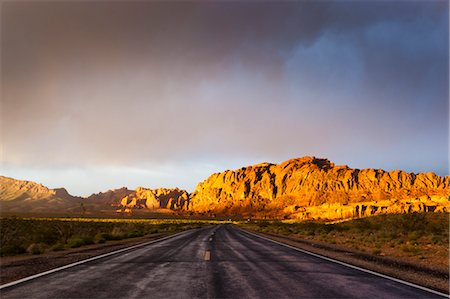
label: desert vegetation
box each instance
[0,217,212,256]
[239,212,449,268]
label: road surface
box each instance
[1,224,446,298]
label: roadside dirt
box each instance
[0,233,172,285]
[244,229,449,294]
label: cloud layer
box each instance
[1,1,448,195]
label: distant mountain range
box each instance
[0,176,186,216]
[0,176,83,214]
[1,156,448,220]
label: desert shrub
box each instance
[372,249,382,255]
[1,244,26,256]
[82,236,95,245]
[401,245,421,255]
[110,227,127,240]
[67,237,86,248]
[397,239,405,245]
[96,237,106,244]
[51,243,65,251]
[407,231,422,242]
[94,233,109,243]
[127,230,144,238]
[306,230,315,236]
[398,213,428,233]
[257,222,269,228]
[353,218,375,231]
[32,227,60,245]
[0,217,209,256]
[431,235,442,245]
[27,243,46,255]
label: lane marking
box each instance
[204,250,211,261]
[237,227,449,298]
[0,227,209,290]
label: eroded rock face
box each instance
[1,156,448,220]
[116,187,189,212]
[87,187,133,205]
[0,176,189,215]
[189,157,449,220]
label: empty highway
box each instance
[0,225,446,298]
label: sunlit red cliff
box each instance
[1,156,448,220]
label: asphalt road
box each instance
[0,224,446,299]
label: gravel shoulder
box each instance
[241,228,449,294]
[0,232,173,285]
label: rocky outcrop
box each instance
[0,176,189,215]
[1,156,448,220]
[189,156,449,220]
[87,187,133,205]
[116,187,189,212]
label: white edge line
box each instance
[238,227,450,298]
[0,229,193,290]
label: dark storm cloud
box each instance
[1,1,448,194]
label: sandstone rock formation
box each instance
[1,156,448,220]
[189,156,449,220]
[87,187,134,205]
[0,176,190,215]
[116,187,189,212]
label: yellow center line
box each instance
[204,250,211,261]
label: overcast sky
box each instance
[1,1,448,196]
